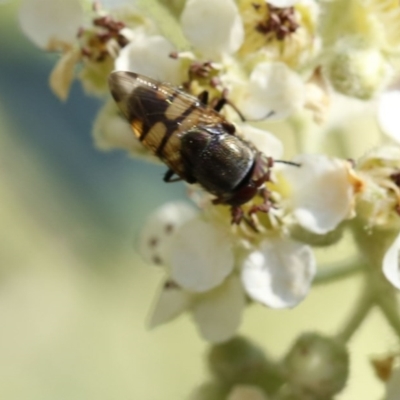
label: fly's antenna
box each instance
[274,160,301,167]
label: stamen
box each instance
[256,4,299,41]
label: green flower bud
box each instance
[283,333,349,398]
[326,36,390,100]
[190,382,228,400]
[208,336,284,394]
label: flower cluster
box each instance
[19,0,400,397]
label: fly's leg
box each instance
[197,90,209,105]
[248,187,272,216]
[230,205,244,225]
[163,169,182,183]
[198,89,246,122]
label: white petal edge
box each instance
[238,124,283,159]
[114,35,184,85]
[148,282,192,329]
[268,0,297,7]
[192,275,245,343]
[181,0,244,58]
[169,219,234,292]
[382,233,400,290]
[237,62,305,121]
[49,48,81,101]
[19,0,84,49]
[282,154,354,234]
[360,145,400,166]
[241,238,316,309]
[138,202,198,266]
[378,90,400,143]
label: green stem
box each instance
[314,257,364,285]
[375,288,400,338]
[288,113,317,154]
[336,288,374,343]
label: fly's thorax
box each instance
[222,151,274,207]
[180,126,255,197]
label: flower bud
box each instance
[208,337,284,393]
[283,333,349,398]
[190,382,228,400]
[227,385,268,400]
[326,36,390,100]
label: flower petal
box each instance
[378,90,400,143]
[238,124,283,159]
[268,0,297,7]
[19,0,84,49]
[241,237,316,309]
[138,202,198,266]
[148,281,192,329]
[181,0,244,58]
[49,48,81,101]
[282,154,354,234]
[169,219,234,292]
[114,35,184,85]
[237,62,304,120]
[382,233,400,290]
[192,276,245,342]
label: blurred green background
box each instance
[0,2,395,399]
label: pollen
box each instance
[238,0,298,50]
[237,0,317,68]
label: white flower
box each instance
[19,0,84,49]
[267,0,297,7]
[235,62,305,120]
[355,145,400,229]
[192,275,245,342]
[169,218,235,292]
[238,125,283,159]
[141,198,317,341]
[115,35,185,85]
[136,202,227,299]
[149,275,245,343]
[20,0,153,99]
[280,154,355,234]
[49,47,82,101]
[138,201,199,266]
[382,233,400,290]
[114,0,243,83]
[356,146,400,289]
[115,0,243,86]
[148,281,192,329]
[378,88,400,143]
[241,237,316,308]
[113,0,304,125]
[181,0,244,59]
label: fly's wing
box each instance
[108,72,228,171]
